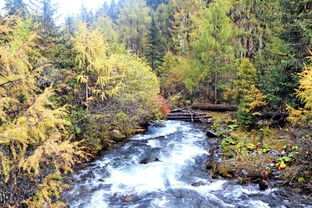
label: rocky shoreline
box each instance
[200,112,312,197]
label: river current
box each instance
[63,120,312,208]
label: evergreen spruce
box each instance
[145,16,165,76]
[4,0,27,16]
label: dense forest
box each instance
[0,0,311,207]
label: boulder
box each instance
[191,181,205,187]
[139,157,160,164]
[259,180,269,190]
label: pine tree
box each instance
[72,23,122,108]
[145,16,165,76]
[224,58,257,103]
[116,0,151,56]
[96,2,109,18]
[154,2,175,51]
[41,0,55,35]
[79,1,94,24]
[187,0,237,103]
[147,0,166,10]
[4,0,27,16]
[170,0,205,54]
[108,0,118,21]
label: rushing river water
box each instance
[63,121,312,208]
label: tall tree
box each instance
[187,0,237,103]
[108,0,118,21]
[145,16,165,75]
[154,2,175,51]
[72,23,121,108]
[79,1,94,24]
[96,2,109,18]
[147,0,167,10]
[116,0,151,56]
[170,0,205,54]
[40,0,56,37]
[255,0,311,110]
[4,0,27,16]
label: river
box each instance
[63,120,312,208]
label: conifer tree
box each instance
[154,2,175,51]
[225,58,257,103]
[116,0,151,56]
[79,1,94,24]
[41,0,55,35]
[288,55,312,125]
[145,16,165,76]
[147,0,166,10]
[187,0,237,103]
[96,2,109,18]
[108,0,118,21]
[170,0,205,54]
[4,0,27,16]
[72,23,122,108]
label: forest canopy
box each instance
[0,0,311,207]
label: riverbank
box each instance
[203,111,312,195]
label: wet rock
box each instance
[111,129,127,142]
[191,181,205,187]
[139,157,160,164]
[86,163,96,168]
[148,121,166,127]
[278,136,287,140]
[112,129,121,134]
[206,160,214,170]
[110,192,123,201]
[251,152,258,157]
[259,180,269,190]
[241,170,249,176]
[269,150,280,157]
[123,195,132,201]
[206,129,219,138]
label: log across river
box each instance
[63,121,311,208]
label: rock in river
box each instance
[139,157,160,164]
[191,181,205,187]
[259,180,269,191]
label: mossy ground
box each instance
[205,111,311,193]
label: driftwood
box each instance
[192,104,237,112]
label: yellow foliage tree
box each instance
[0,16,86,207]
[72,22,124,108]
[224,58,257,102]
[237,84,267,129]
[288,55,312,125]
[0,17,45,124]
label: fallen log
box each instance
[167,117,203,121]
[192,104,237,112]
[167,112,207,116]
